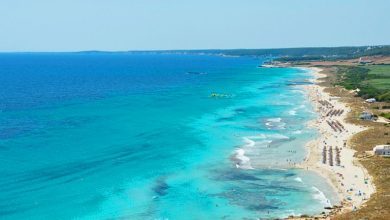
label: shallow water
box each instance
[0,53,338,219]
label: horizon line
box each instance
[0,44,389,54]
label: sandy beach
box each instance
[298,67,376,217]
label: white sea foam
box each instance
[243,135,280,146]
[244,134,267,140]
[265,118,286,130]
[288,110,297,115]
[234,148,253,170]
[267,117,282,123]
[298,104,306,109]
[312,186,331,207]
[287,103,307,116]
[294,177,303,183]
[292,130,303,134]
[268,133,290,140]
[235,133,291,169]
[242,137,256,147]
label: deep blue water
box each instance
[0,53,338,219]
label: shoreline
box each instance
[295,67,376,217]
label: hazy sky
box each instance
[0,0,389,51]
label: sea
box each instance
[0,53,339,219]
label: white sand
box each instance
[299,67,375,213]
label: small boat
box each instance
[210,93,233,98]
[186,71,207,75]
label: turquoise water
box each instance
[0,53,338,219]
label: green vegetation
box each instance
[271,45,390,61]
[367,65,390,76]
[337,66,369,90]
[132,45,390,61]
[336,65,390,102]
[380,112,390,119]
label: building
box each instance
[359,57,373,64]
[360,111,374,121]
[373,145,390,156]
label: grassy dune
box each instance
[317,66,390,220]
[336,64,390,101]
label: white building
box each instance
[359,57,373,64]
[373,145,390,156]
[360,111,374,121]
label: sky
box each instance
[0,0,389,52]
